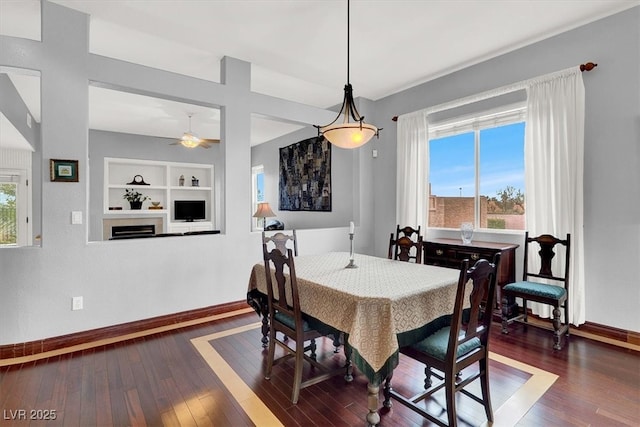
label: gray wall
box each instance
[371,6,640,331]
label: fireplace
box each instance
[111,224,156,239]
[103,217,164,240]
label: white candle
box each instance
[349,221,355,234]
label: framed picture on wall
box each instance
[50,159,79,182]
[279,136,331,211]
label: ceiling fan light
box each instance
[180,132,201,148]
[321,122,377,149]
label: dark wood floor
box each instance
[1,310,638,426]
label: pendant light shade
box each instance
[315,0,381,149]
[321,119,378,149]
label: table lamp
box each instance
[253,202,276,229]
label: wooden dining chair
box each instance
[395,224,421,242]
[262,229,298,256]
[388,225,423,263]
[388,235,423,263]
[501,232,571,350]
[384,254,501,427]
[262,245,345,404]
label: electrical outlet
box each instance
[72,296,83,310]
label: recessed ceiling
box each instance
[1,0,637,145]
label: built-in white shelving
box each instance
[104,157,214,233]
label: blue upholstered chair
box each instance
[383,255,500,427]
[501,232,571,350]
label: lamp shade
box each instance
[253,202,276,218]
[321,122,378,149]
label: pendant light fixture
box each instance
[314,0,381,149]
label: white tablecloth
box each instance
[248,252,460,375]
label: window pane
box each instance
[428,131,475,228]
[252,165,265,230]
[256,172,264,202]
[0,183,17,245]
[480,122,525,230]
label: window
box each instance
[251,165,265,230]
[428,105,525,231]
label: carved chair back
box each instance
[262,230,298,256]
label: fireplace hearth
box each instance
[103,217,164,241]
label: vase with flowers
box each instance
[123,188,150,210]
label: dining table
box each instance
[247,251,461,426]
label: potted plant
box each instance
[123,188,150,210]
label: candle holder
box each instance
[345,232,358,268]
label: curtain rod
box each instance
[391,61,597,122]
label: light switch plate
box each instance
[71,211,83,224]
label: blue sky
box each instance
[256,173,264,202]
[429,122,525,198]
[0,187,15,205]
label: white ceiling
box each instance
[1,0,638,147]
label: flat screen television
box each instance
[174,200,206,222]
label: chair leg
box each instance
[260,303,269,348]
[264,329,277,380]
[344,343,353,382]
[479,357,493,422]
[333,333,341,353]
[291,342,305,404]
[445,375,457,427]
[383,373,393,408]
[552,306,563,350]
[424,366,433,389]
[501,295,510,334]
[522,299,528,324]
[565,300,570,337]
[309,338,317,360]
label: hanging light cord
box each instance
[346,0,350,86]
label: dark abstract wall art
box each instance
[279,136,331,211]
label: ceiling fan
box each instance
[170,113,220,149]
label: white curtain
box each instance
[396,111,429,231]
[525,67,585,325]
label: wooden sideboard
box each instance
[423,238,519,317]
